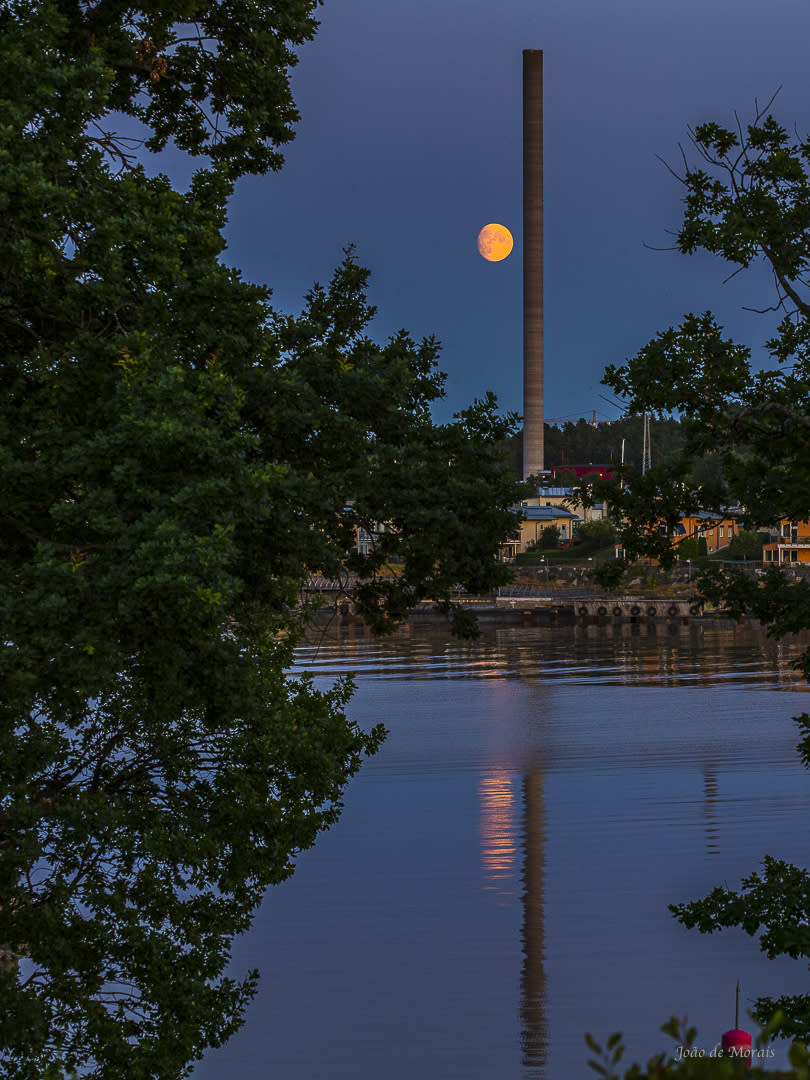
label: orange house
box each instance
[675,512,740,554]
[762,519,810,565]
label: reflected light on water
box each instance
[479,769,519,899]
[293,618,810,690]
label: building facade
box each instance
[762,519,810,565]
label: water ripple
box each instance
[291,622,810,692]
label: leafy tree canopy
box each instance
[0,3,523,1076]
[31,0,322,177]
[589,98,810,1042]
[727,529,766,561]
[541,524,561,549]
[676,534,708,560]
[577,519,617,544]
[544,415,687,473]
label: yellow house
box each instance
[762,519,810,565]
[503,505,582,558]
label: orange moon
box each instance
[477,223,513,262]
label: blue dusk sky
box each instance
[214,0,808,425]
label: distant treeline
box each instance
[504,416,711,477]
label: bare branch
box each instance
[721,264,748,285]
[655,150,687,185]
[87,121,144,175]
[642,239,679,253]
[742,302,785,314]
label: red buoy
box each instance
[722,983,752,1068]
[721,1029,752,1068]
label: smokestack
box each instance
[522,49,544,480]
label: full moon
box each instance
[477,223,513,262]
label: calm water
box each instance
[193,619,810,1079]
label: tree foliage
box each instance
[541,415,687,472]
[590,98,810,1041]
[541,524,561,549]
[727,529,766,561]
[0,2,523,1076]
[676,535,708,560]
[577,519,617,545]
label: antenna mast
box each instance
[641,412,651,474]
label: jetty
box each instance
[303,576,706,622]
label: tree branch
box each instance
[0,513,104,554]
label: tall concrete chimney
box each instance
[522,49,544,480]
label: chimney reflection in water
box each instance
[703,764,720,857]
[520,771,548,1073]
[479,768,548,1073]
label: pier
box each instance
[493,594,702,620]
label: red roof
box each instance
[551,464,616,480]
